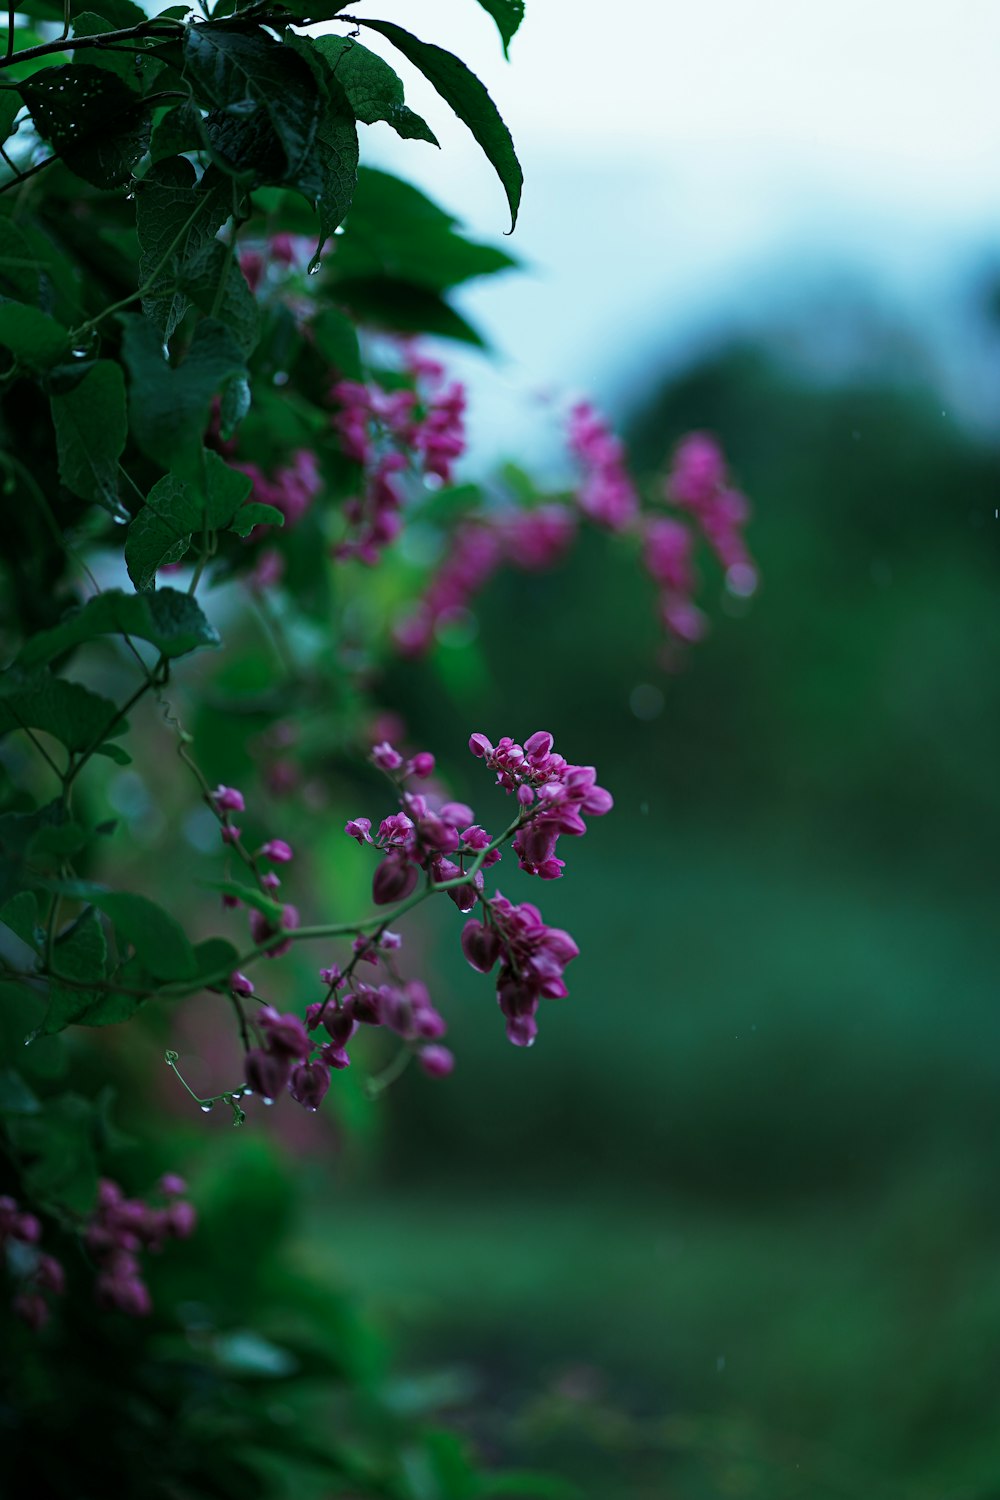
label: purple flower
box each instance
[288,1061,331,1112]
[372,855,418,906]
[260,839,294,863]
[244,1047,292,1103]
[372,741,404,772]
[345,817,373,845]
[230,971,254,996]
[258,1006,312,1059]
[419,1045,455,1079]
[212,785,245,813]
[461,920,501,973]
[409,751,435,777]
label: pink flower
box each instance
[260,839,293,863]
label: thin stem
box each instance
[0,17,180,70]
[4,3,13,60]
[0,154,56,197]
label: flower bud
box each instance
[419,1045,455,1078]
[288,1061,330,1112]
[460,921,501,973]
[372,856,418,906]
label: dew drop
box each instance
[199,1101,215,1114]
[262,1096,274,1106]
[307,257,322,276]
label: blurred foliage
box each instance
[318,308,1000,1498]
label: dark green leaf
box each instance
[355,19,522,230]
[0,93,21,148]
[333,276,486,346]
[202,877,282,923]
[92,888,197,981]
[229,501,284,537]
[0,300,67,366]
[70,12,142,85]
[183,25,324,195]
[92,741,131,765]
[19,65,152,188]
[126,453,253,590]
[50,904,105,1002]
[310,86,358,265]
[0,668,125,753]
[148,99,205,163]
[473,0,525,57]
[18,586,220,666]
[121,313,246,481]
[311,36,438,144]
[180,238,260,356]
[135,158,233,340]
[50,359,128,518]
[192,935,240,986]
[45,879,198,981]
[28,821,89,858]
[310,306,361,379]
[0,890,39,949]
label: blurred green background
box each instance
[302,298,1000,1499]
[28,289,998,1499]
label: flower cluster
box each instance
[565,410,756,653]
[210,785,300,956]
[469,730,613,879]
[461,896,579,1047]
[664,432,757,596]
[394,505,576,657]
[2,1176,195,1330]
[86,1175,196,1318]
[0,1194,61,1331]
[567,401,641,532]
[336,729,611,1051]
[331,355,467,565]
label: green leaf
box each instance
[70,12,143,85]
[28,821,89,859]
[92,741,132,765]
[473,0,525,57]
[311,93,359,266]
[180,238,260,356]
[310,306,361,379]
[126,453,253,590]
[183,25,324,195]
[335,168,516,293]
[45,879,198,982]
[121,313,246,482]
[50,359,128,518]
[0,668,125,753]
[202,878,282,923]
[0,93,21,148]
[18,587,220,667]
[19,65,152,188]
[0,300,67,367]
[92,889,197,981]
[53,909,106,987]
[135,158,233,341]
[192,935,240,986]
[0,890,39,949]
[355,19,522,231]
[229,501,284,537]
[332,276,486,347]
[311,36,438,145]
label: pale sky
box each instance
[335,2,1000,454]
